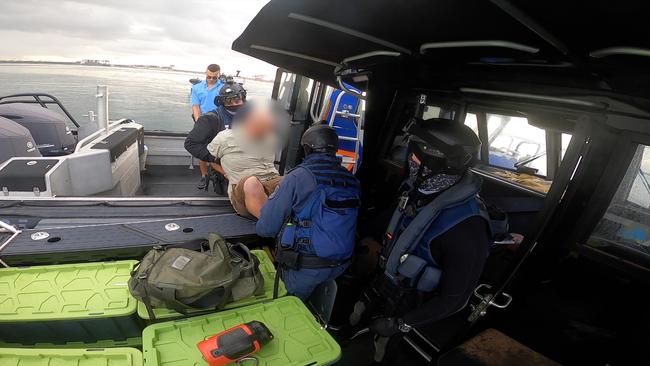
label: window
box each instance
[422,104,456,121]
[486,113,547,176]
[588,145,650,263]
[561,133,572,159]
[464,113,478,135]
[422,105,442,120]
[276,72,296,111]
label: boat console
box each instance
[0,121,145,197]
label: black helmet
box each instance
[215,81,247,106]
[301,124,339,155]
[407,118,480,174]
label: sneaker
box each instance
[197,175,208,190]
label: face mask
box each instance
[225,104,242,114]
[408,158,460,195]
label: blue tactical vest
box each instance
[279,156,361,261]
[383,172,502,292]
[215,106,234,129]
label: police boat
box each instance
[230,0,650,364]
[1,0,649,365]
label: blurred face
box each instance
[241,105,277,141]
[205,70,220,85]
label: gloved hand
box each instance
[370,317,409,337]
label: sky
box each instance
[0,0,276,77]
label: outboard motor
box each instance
[0,116,41,164]
[0,103,76,156]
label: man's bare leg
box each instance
[210,163,226,176]
[242,177,268,218]
[199,160,209,176]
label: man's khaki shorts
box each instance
[231,175,283,217]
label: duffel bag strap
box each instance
[137,274,157,321]
[207,233,229,258]
[131,248,165,321]
[145,285,195,315]
[228,243,264,297]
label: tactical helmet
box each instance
[215,81,247,106]
[407,118,481,174]
[301,124,339,155]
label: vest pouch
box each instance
[397,254,427,287]
[417,266,442,292]
[310,189,359,260]
[276,249,301,270]
[279,223,296,249]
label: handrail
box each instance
[288,13,411,55]
[328,91,348,127]
[250,45,339,66]
[309,82,323,123]
[590,47,650,58]
[420,40,539,54]
[460,88,605,108]
[74,118,129,152]
[336,75,366,100]
[342,50,401,64]
[0,93,80,127]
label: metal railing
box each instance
[0,92,80,127]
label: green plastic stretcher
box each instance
[0,347,143,366]
[142,296,341,366]
[0,260,141,346]
[136,249,287,320]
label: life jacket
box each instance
[277,154,361,269]
[381,172,507,292]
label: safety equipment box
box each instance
[0,347,143,366]
[136,249,287,320]
[0,260,141,345]
[142,296,341,366]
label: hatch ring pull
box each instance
[468,283,512,322]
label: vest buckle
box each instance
[398,192,409,210]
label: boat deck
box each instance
[141,165,227,197]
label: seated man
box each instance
[255,125,360,300]
[207,103,281,218]
[184,82,247,190]
[355,119,491,353]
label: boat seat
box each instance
[438,328,559,366]
[308,279,337,324]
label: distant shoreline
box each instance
[0,60,274,83]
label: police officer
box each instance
[256,124,360,300]
[185,82,247,190]
[190,64,224,188]
[357,118,492,358]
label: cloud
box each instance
[0,0,276,76]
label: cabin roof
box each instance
[233,0,650,104]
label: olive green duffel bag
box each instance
[128,233,264,320]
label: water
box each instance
[0,64,273,132]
